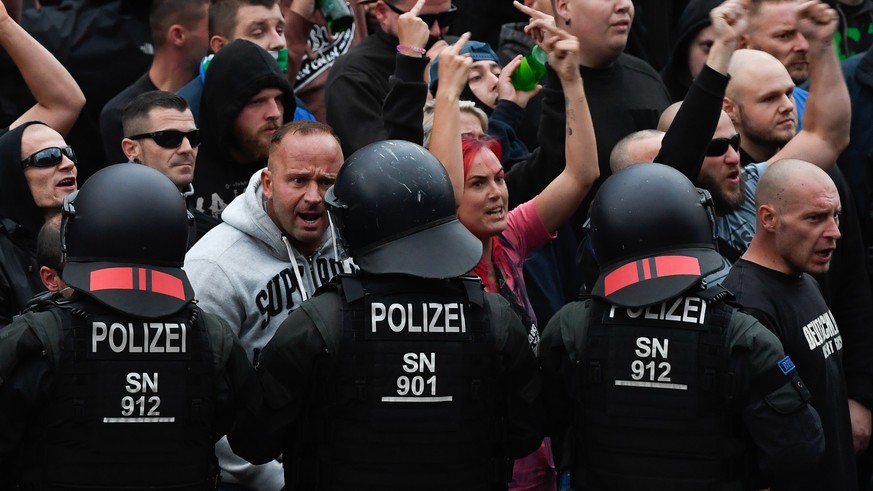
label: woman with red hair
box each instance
[433,22,598,351]
[430,18,599,491]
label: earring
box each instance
[564,17,571,25]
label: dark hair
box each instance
[37,215,63,272]
[122,91,191,137]
[150,0,209,49]
[209,0,278,38]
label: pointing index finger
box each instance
[447,31,471,56]
[408,0,426,17]
[513,0,547,20]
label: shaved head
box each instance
[726,49,787,100]
[658,102,682,132]
[609,129,664,173]
[724,49,797,161]
[749,158,841,275]
[756,158,833,212]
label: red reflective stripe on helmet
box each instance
[604,262,640,295]
[653,255,701,278]
[89,267,186,300]
[641,259,652,280]
[150,270,186,300]
[604,255,702,296]
[90,267,134,291]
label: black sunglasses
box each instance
[21,146,77,168]
[705,134,741,157]
[383,1,457,29]
[128,129,201,149]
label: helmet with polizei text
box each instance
[61,163,194,318]
[589,163,725,308]
[325,140,482,279]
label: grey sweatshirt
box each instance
[184,168,355,490]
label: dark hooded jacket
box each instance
[829,0,873,60]
[660,0,722,102]
[0,122,50,328]
[192,39,295,221]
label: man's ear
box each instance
[372,1,395,31]
[39,266,61,293]
[722,97,739,125]
[121,138,140,163]
[261,168,273,200]
[168,24,187,48]
[758,204,778,232]
[553,0,571,24]
[210,35,229,54]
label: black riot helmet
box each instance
[589,163,725,308]
[61,163,195,318]
[325,140,482,279]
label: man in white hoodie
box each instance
[184,120,355,490]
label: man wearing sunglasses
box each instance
[0,121,77,328]
[99,0,209,165]
[121,90,220,247]
[326,0,455,156]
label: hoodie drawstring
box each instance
[282,236,310,302]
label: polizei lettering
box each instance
[371,302,466,334]
[91,321,187,354]
[607,296,708,325]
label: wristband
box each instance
[397,44,426,55]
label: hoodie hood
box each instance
[220,170,288,258]
[198,39,296,169]
[0,121,47,237]
[660,0,723,102]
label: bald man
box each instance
[607,129,663,173]
[724,47,848,168]
[723,159,855,491]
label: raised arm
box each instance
[656,0,748,179]
[281,0,318,88]
[0,0,85,135]
[428,32,472,207]
[771,0,849,167]
[530,22,598,234]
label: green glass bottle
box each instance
[318,0,354,32]
[275,48,289,72]
[511,45,547,92]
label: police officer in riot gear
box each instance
[0,164,254,490]
[228,140,544,490]
[540,163,825,490]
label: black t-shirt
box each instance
[724,259,856,490]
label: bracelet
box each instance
[397,44,426,55]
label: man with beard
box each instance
[325,0,455,156]
[120,91,220,245]
[723,160,856,490]
[726,22,873,490]
[192,38,295,220]
[740,0,811,85]
[185,120,355,490]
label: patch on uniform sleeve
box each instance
[777,356,795,375]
